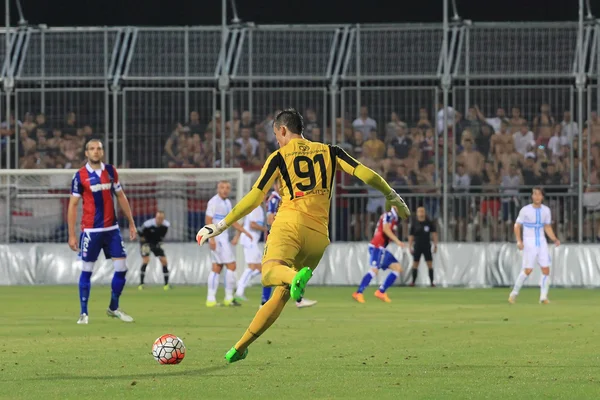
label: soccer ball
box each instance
[152,334,186,365]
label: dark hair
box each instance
[274,108,304,135]
[532,186,545,196]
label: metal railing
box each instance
[0,16,599,242]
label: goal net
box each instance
[0,168,247,243]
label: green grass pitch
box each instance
[1,286,600,399]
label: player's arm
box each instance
[251,221,269,233]
[514,222,523,250]
[197,152,280,244]
[332,145,410,219]
[112,167,136,240]
[431,222,438,252]
[231,221,252,239]
[408,221,415,253]
[381,214,403,247]
[266,213,276,226]
[68,173,83,252]
[543,210,560,246]
[67,195,81,252]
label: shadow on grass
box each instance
[0,364,229,382]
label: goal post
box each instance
[0,168,246,244]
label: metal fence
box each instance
[1,18,599,242]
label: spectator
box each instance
[35,113,48,131]
[304,108,320,141]
[500,164,522,236]
[239,111,256,137]
[420,128,435,164]
[226,109,240,136]
[463,105,487,139]
[351,131,365,159]
[476,124,493,159]
[491,120,512,155]
[207,110,222,136]
[22,112,36,133]
[382,146,403,180]
[235,127,259,159]
[485,107,507,133]
[533,103,555,142]
[416,108,432,130]
[19,128,36,157]
[548,124,568,158]
[458,135,484,178]
[64,112,78,136]
[363,128,385,159]
[385,112,404,144]
[586,111,600,143]
[561,110,578,142]
[164,123,188,165]
[453,163,471,241]
[509,107,527,133]
[521,154,539,188]
[390,124,412,159]
[513,123,535,155]
[186,111,205,137]
[352,106,377,137]
[436,103,455,136]
[479,160,501,241]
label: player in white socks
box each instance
[509,187,560,304]
[234,203,269,301]
[205,181,252,307]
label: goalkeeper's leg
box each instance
[139,255,150,287]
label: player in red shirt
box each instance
[68,139,137,325]
[352,206,404,303]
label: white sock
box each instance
[250,269,261,279]
[207,271,219,302]
[540,274,550,300]
[225,269,236,301]
[510,271,529,297]
[236,268,254,297]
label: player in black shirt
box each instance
[408,206,438,287]
[138,211,171,290]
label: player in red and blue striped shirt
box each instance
[260,181,317,309]
[68,139,138,325]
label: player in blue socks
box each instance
[353,206,404,303]
[69,139,137,324]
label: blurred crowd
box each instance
[4,103,600,242]
[0,112,97,169]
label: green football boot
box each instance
[225,346,248,363]
[290,267,313,302]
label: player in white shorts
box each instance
[205,181,252,307]
[233,203,269,301]
[509,187,560,304]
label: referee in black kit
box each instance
[408,206,438,287]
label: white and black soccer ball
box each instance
[152,334,186,364]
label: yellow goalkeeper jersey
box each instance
[253,138,359,236]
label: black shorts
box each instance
[413,245,432,262]
[140,243,166,258]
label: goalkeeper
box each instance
[196,108,410,363]
[138,211,171,290]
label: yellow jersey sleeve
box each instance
[330,145,360,175]
[253,150,282,194]
[222,150,281,227]
[330,145,393,196]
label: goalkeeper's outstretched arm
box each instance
[332,145,410,219]
[197,152,280,244]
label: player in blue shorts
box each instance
[260,181,317,309]
[353,206,404,303]
[68,139,138,324]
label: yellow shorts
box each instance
[263,222,330,272]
